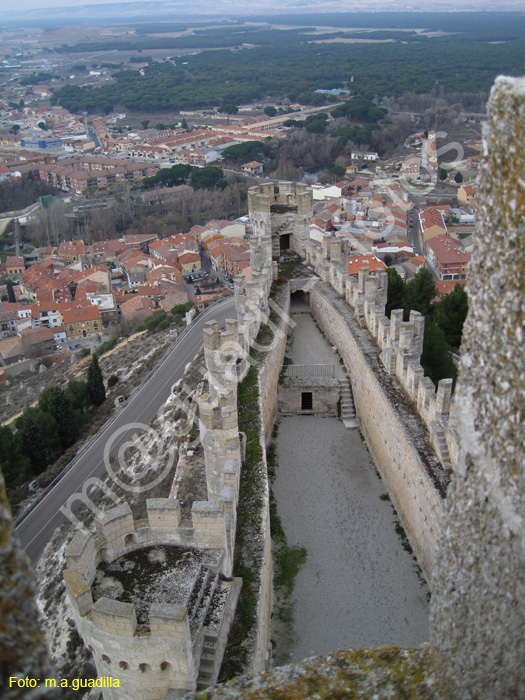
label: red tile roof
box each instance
[62,305,102,324]
[347,254,387,276]
[436,279,467,296]
[420,208,446,232]
[426,234,471,264]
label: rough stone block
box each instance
[92,598,137,637]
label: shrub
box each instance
[107,374,119,389]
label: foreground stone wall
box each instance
[0,471,56,700]
[430,75,525,700]
[310,283,447,583]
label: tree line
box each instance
[0,355,105,489]
[49,29,525,115]
[0,173,57,215]
[386,267,468,386]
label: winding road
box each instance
[16,296,236,564]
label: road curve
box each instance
[16,296,237,564]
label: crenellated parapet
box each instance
[203,319,243,402]
[197,391,241,509]
[233,274,270,352]
[303,225,457,472]
[248,182,313,259]
[63,496,241,700]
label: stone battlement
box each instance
[307,235,458,472]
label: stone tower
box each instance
[247,181,313,259]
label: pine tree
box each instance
[87,354,106,406]
[0,426,31,487]
[421,320,457,387]
[15,407,60,475]
[65,380,90,413]
[385,267,406,318]
[38,386,79,448]
[6,279,16,303]
[403,268,436,319]
[433,284,469,349]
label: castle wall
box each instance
[258,287,290,441]
[73,604,197,700]
[245,286,291,674]
[310,284,446,583]
[247,454,273,676]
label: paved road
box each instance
[407,206,423,256]
[16,297,236,564]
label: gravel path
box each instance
[272,309,429,663]
[288,309,346,379]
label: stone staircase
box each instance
[189,568,219,638]
[196,578,242,691]
[431,421,452,470]
[196,634,219,691]
[339,378,358,429]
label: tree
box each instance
[433,283,469,349]
[190,166,225,190]
[438,167,448,181]
[65,380,91,413]
[171,301,193,322]
[454,171,464,184]
[264,105,277,117]
[385,267,405,318]
[87,354,106,406]
[181,118,188,129]
[6,279,16,303]
[9,125,20,135]
[16,407,61,475]
[403,268,436,318]
[330,165,346,177]
[141,119,150,130]
[0,425,31,487]
[38,386,79,448]
[421,320,457,387]
[218,103,238,124]
[107,374,119,389]
[37,121,47,130]
[304,112,329,134]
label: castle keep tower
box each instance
[247,181,313,259]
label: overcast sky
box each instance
[8,0,503,14]
[13,0,155,9]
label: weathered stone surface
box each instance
[430,75,525,699]
[0,471,56,699]
[202,646,438,700]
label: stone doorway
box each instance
[280,232,291,251]
[301,392,313,410]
